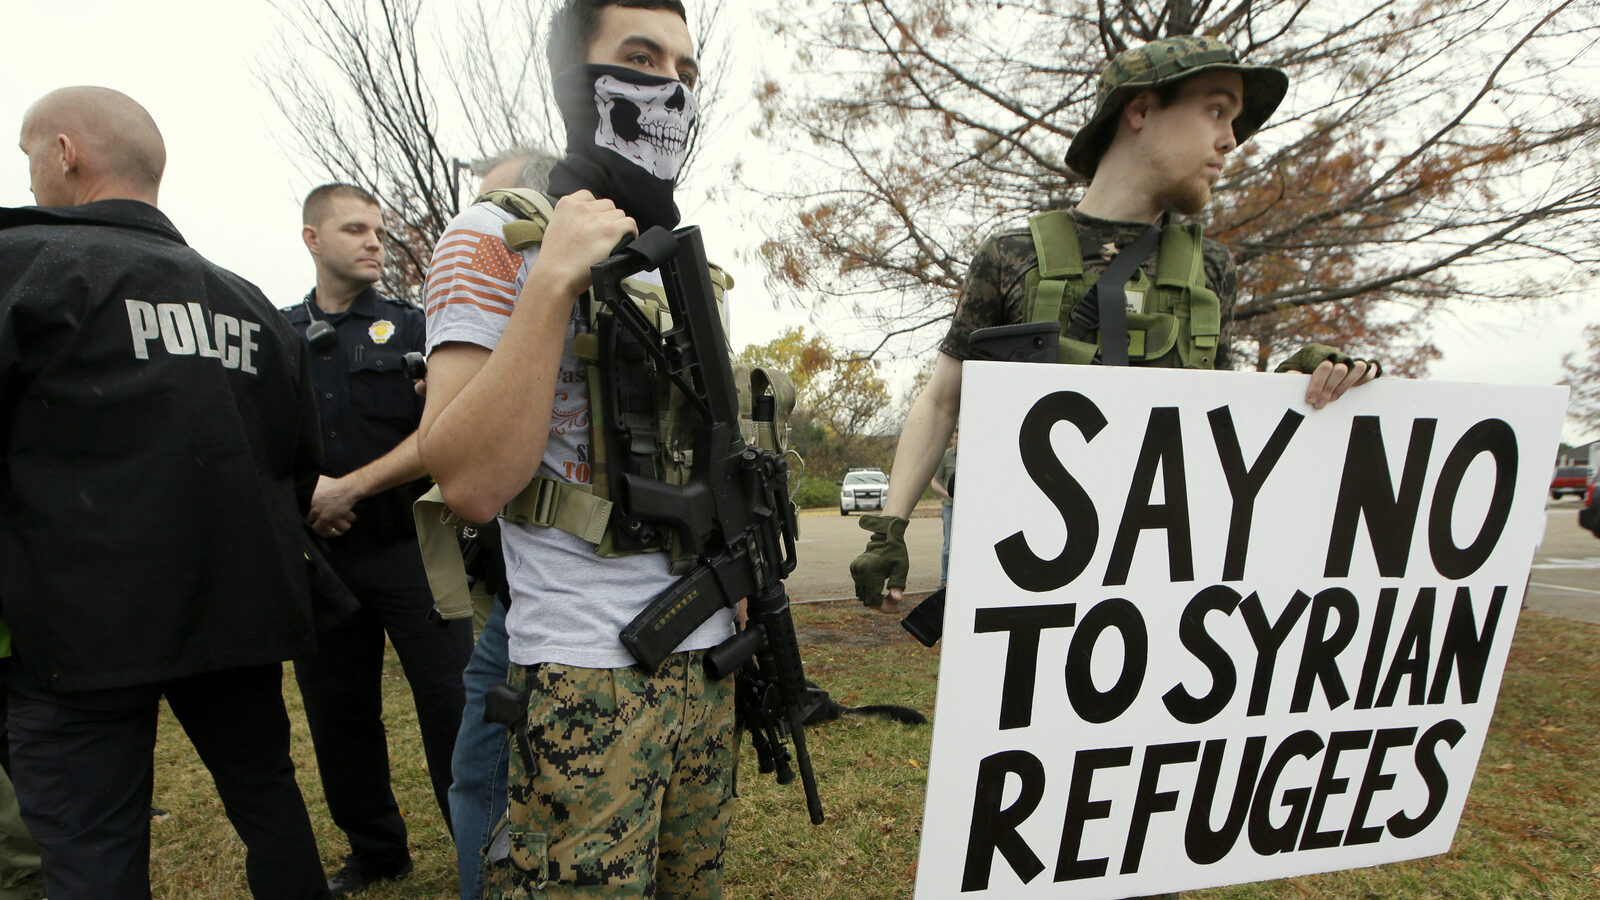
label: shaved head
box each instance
[20,86,165,205]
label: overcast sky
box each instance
[0,0,813,341]
[3,0,1595,442]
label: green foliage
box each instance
[790,475,843,509]
[740,326,898,485]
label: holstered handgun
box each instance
[484,680,535,774]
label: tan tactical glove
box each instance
[1275,342,1383,378]
[849,514,910,608]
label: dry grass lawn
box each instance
[144,601,1600,899]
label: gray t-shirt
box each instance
[423,201,734,668]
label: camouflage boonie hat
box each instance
[1065,35,1289,178]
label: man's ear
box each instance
[1122,91,1155,134]
[54,134,77,176]
[302,223,321,256]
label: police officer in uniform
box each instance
[0,86,328,900]
[285,184,472,897]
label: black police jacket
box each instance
[0,200,324,692]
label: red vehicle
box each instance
[1551,465,1589,499]
[1581,479,1600,537]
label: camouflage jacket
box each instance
[937,209,1238,369]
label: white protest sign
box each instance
[914,363,1567,899]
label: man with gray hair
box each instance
[472,149,556,195]
[0,86,329,899]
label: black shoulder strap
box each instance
[1062,221,1162,365]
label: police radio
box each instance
[305,320,337,351]
[300,297,339,351]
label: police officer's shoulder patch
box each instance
[369,319,396,344]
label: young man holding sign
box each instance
[850,35,1381,612]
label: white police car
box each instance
[838,467,888,515]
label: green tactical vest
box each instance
[413,189,795,619]
[1022,210,1222,370]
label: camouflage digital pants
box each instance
[482,651,735,899]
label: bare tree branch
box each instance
[258,0,729,303]
[750,0,1600,373]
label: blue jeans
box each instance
[449,600,510,900]
[940,503,954,585]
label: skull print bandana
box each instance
[548,64,698,233]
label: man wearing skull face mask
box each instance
[418,1,736,897]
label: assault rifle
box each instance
[589,225,824,825]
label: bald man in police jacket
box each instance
[0,86,329,900]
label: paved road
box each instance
[1526,496,1600,625]
[788,499,1600,625]
[786,503,946,603]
